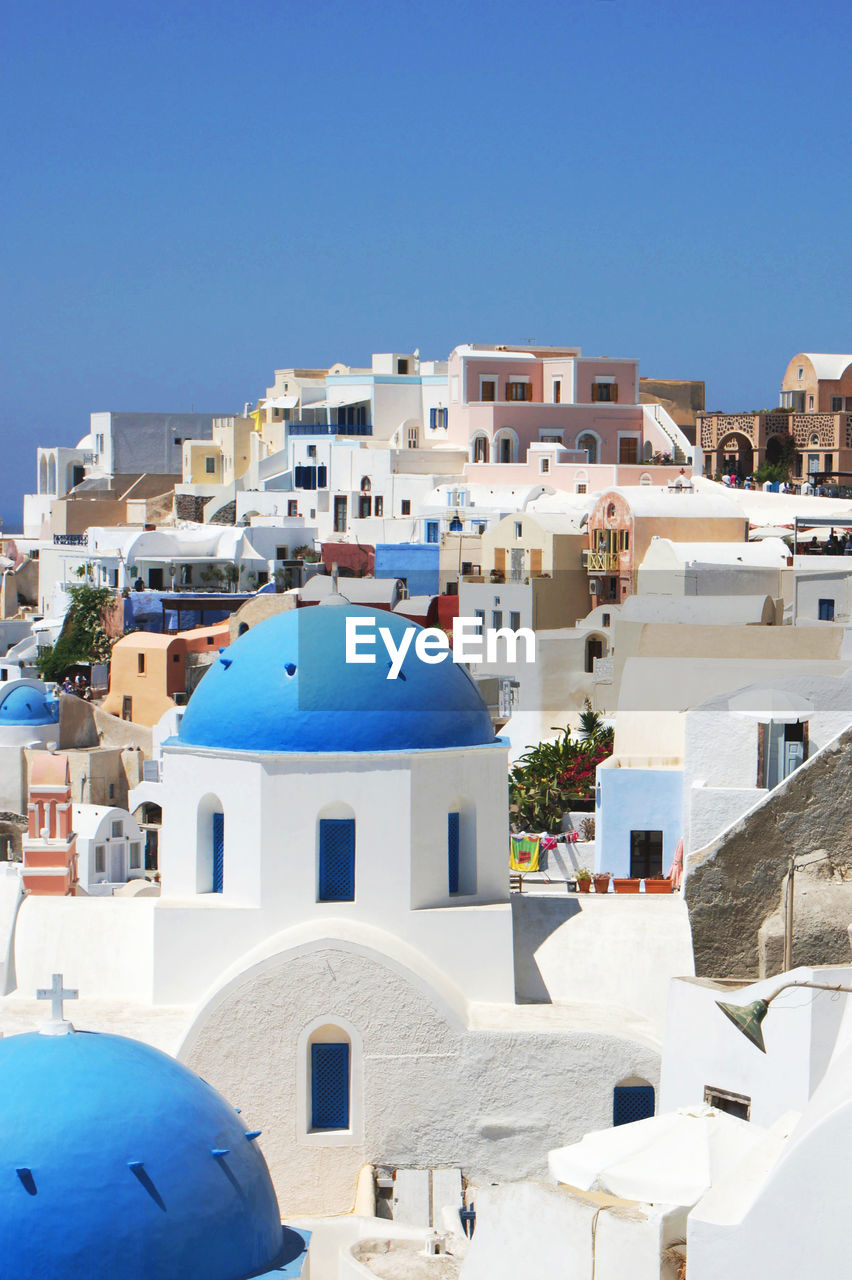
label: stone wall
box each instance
[685,726,852,979]
[174,493,213,522]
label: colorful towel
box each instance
[510,833,540,872]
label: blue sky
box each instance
[2,0,851,527]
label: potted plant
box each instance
[612,877,641,894]
[643,875,673,894]
[593,871,611,894]
[575,867,592,894]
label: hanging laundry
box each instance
[510,833,540,872]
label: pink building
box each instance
[22,752,78,896]
[443,343,655,467]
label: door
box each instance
[333,496,348,533]
[629,830,663,878]
[148,567,164,590]
[109,843,125,883]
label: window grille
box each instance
[311,1042,350,1129]
[212,812,224,893]
[448,812,460,894]
[318,818,355,901]
[613,1085,655,1126]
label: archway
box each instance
[576,433,599,465]
[493,429,519,464]
[716,432,753,479]
[471,433,490,464]
[585,634,605,674]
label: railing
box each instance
[583,549,619,572]
[53,533,88,547]
[288,422,372,436]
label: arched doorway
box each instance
[716,433,754,479]
[577,433,599,465]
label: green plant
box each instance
[509,723,613,831]
[37,584,116,682]
[575,867,592,881]
[222,563,240,592]
[294,544,321,563]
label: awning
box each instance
[262,395,299,410]
[729,688,814,724]
[306,391,371,410]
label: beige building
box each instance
[182,416,253,487]
[101,623,230,726]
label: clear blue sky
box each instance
[2,0,851,527]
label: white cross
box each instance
[36,973,78,1023]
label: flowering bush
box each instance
[509,710,613,832]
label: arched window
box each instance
[238,621,249,636]
[493,430,518,464]
[360,476,371,493]
[299,1017,362,1139]
[196,794,225,894]
[472,435,490,464]
[577,433,599,464]
[317,806,355,902]
[613,1077,655,1126]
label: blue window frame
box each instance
[318,818,355,901]
[212,812,224,894]
[448,812,460,894]
[311,1042,350,1129]
[818,598,835,621]
[613,1084,655,1126]
[425,521,439,544]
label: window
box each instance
[172,653,180,663]
[592,381,618,403]
[576,483,587,494]
[318,818,355,901]
[797,366,804,380]
[514,522,523,539]
[358,495,372,519]
[703,1086,751,1121]
[407,425,418,449]
[94,845,106,875]
[825,454,833,473]
[808,395,814,409]
[111,820,123,838]
[288,500,298,517]
[401,499,411,516]
[448,812,460,894]
[629,830,663,878]
[492,610,503,629]
[212,812,224,893]
[540,457,550,473]
[601,613,611,627]
[619,437,639,464]
[613,1084,655,1126]
[473,436,489,463]
[818,598,835,621]
[430,407,448,429]
[129,843,142,870]
[307,444,317,458]
[311,1041,350,1130]
[832,397,843,412]
[480,379,496,402]
[374,496,383,517]
[552,379,561,404]
[108,784,115,799]
[137,653,145,674]
[499,436,513,464]
[509,611,521,629]
[808,453,820,475]
[276,546,287,561]
[334,496,348,533]
[397,358,409,375]
[541,433,562,444]
[474,609,485,629]
[426,521,439,544]
[506,381,532,401]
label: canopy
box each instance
[306,390,371,410]
[262,395,298,410]
[728,687,814,724]
[548,1104,767,1207]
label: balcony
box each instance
[288,422,372,437]
[583,549,619,573]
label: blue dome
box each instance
[178,604,495,754]
[0,684,58,726]
[0,1029,286,1280]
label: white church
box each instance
[2,601,664,1214]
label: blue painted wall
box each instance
[595,765,683,878]
[374,544,440,596]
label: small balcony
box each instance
[583,549,619,573]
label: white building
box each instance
[73,804,146,895]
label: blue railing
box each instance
[53,533,88,546]
[288,422,372,436]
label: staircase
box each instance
[642,403,693,466]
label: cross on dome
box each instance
[36,973,78,1035]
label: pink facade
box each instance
[23,753,78,896]
[446,345,644,465]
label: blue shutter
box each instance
[448,812,460,894]
[294,464,304,488]
[613,1085,655,1126]
[317,465,328,488]
[306,466,317,490]
[318,818,355,901]
[430,407,437,430]
[311,1042,350,1129]
[212,812,224,894]
[426,521,439,544]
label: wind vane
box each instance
[37,973,78,1035]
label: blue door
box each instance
[212,812,224,893]
[311,1042,350,1129]
[318,818,355,901]
[448,812,460,894]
